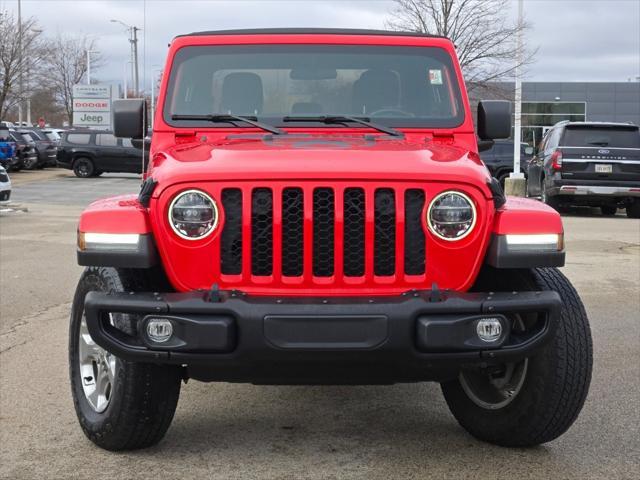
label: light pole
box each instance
[110,19,140,97]
[17,0,22,125]
[86,50,99,85]
[511,0,525,182]
[123,61,132,99]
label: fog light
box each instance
[476,318,503,342]
[146,318,173,343]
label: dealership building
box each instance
[470,81,640,146]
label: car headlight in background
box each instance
[169,189,219,240]
[427,191,476,241]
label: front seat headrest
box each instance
[352,69,400,115]
[221,72,264,115]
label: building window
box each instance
[517,101,586,146]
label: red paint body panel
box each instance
[78,32,564,296]
[494,197,564,235]
[79,195,151,234]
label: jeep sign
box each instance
[72,84,118,128]
[72,111,111,127]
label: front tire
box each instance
[69,267,182,451]
[441,267,592,447]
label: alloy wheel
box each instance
[78,315,115,413]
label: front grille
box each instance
[218,184,427,283]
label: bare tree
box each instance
[0,11,46,119]
[46,34,103,125]
[386,0,536,86]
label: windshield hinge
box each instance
[174,130,197,144]
[431,131,455,144]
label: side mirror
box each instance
[525,146,534,155]
[113,99,146,139]
[477,100,511,140]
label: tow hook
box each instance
[429,283,442,303]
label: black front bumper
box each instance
[85,289,561,384]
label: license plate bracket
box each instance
[264,315,388,350]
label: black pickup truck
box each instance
[527,121,640,217]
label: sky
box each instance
[2,0,639,93]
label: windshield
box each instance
[562,126,640,148]
[165,45,464,129]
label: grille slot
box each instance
[404,189,426,275]
[374,188,396,276]
[220,188,243,275]
[251,188,273,276]
[281,187,304,276]
[343,188,365,277]
[312,188,335,277]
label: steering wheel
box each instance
[369,108,415,118]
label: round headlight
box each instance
[427,191,476,241]
[169,190,218,240]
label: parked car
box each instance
[42,129,61,143]
[18,128,57,168]
[527,121,640,217]
[49,128,67,138]
[0,126,17,170]
[0,165,11,202]
[57,130,148,177]
[69,29,592,452]
[479,140,533,187]
[9,130,38,170]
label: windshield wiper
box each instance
[171,114,286,135]
[587,141,609,146]
[282,115,403,137]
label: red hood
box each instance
[149,134,492,198]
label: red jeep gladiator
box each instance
[69,29,592,451]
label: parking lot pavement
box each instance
[1,173,639,479]
[8,169,141,206]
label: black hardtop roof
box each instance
[557,120,638,129]
[176,28,447,40]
